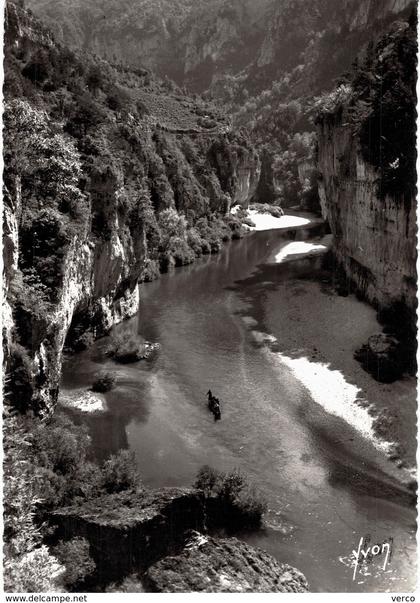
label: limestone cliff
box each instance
[316,19,417,348]
[27,0,415,95]
[3,1,260,414]
[317,118,416,313]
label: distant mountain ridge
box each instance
[25,0,416,207]
[26,0,415,95]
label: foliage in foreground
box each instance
[194,465,267,528]
[3,408,141,592]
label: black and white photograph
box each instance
[1,0,418,596]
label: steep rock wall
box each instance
[26,0,414,94]
[317,114,416,317]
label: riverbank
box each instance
[241,253,416,479]
[231,205,325,233]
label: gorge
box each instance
[2,0,417,595]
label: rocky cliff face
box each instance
[26,0,272,92]
[25,0,415,210]
[316,19,417,349]
[27,0,415,94]
[3,1,260,414]
[317,118,416,312]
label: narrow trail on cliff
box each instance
[61,218,416,593]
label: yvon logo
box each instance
[352,534,393,580]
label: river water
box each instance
[61,221,416,593]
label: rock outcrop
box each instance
[354,333,404,383]
[51,488,205,584]
[144,533,309,593]
[51,491,309,593]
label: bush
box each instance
[141,258,161,282]
[195,217,227,253]
[91,372,116,393]
[194,466,267,528]
[108,334,148,363]
[106,575,145,592]
[226,215,245,239]
[51,538,95,589]
[194,465,221,493]
[100,450,142,494]
[31,414,91,477]
[3,411,43,558]
[167,236,195,267]
[4,546,66,593]
[186,227,204,256]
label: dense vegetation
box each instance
[4,0,256,408]
[194,465,267,529]
[3,407,141,591]
[26,0,416,209]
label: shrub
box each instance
[242,216,256,228]
[68,330,95,352]
[217,469,248,503]
[4,546,66,593]
[91,372,116,393]
[314,84,353,117]
[31,414,91,477]
[186,227,204,256]
[166,236,195,267]
[108,334,148,363]
[106,575,145,593]
[51,538,95,589]
[194,465,222,495]
[226,215,245,239]
[194,466,267,528]
[100,450,142,494]
[141,258,161,282]
[3,411,42,558]
[195,217,225,253]
[200,237,212,255]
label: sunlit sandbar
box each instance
[275,241,327,263]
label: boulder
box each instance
[107,339,160,363]
[354,333,403,382]
[58,389,107,413]
[144,533,309,593]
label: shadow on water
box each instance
[61,321,158,461]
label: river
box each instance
[61,218,416,593]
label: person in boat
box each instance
[207,390,221,419]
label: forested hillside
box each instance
[3,0,259,414]
[26,0,415,207]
